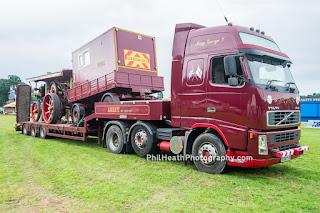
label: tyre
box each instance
[39,126,47,139]
[106,125,125,154]
[130,125,156,157]
[192,133,227,174]
[42,93,61,124]
[22,124,28,135]
[49,81,58,94]
[101,93,120,102]
[31,101,42,122]
[30,125,37,137]
[71,103,85,123]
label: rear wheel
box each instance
[106,125,124,154]
[192,133,227,174]
[30,125,37,137]
[31,101,42,122]
[39,126,47,139]
[42,93,61,124]
[131,125,156,157]
[101,93,120,102]
[22,124,28,135]
[71,104,85,123]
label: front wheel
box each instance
[192,133,227,174]
[31,101,42,122]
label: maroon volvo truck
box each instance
[16,23,309,174]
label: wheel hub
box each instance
[199,143,217,165]
[107,131,120,151]
[135,129,148,149]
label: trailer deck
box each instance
[68,70,164,103]
[17,100,171,143]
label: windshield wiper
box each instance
[265,80,281,90]
[285,82,296,92]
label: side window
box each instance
[78,49,90,68]
[211,56,243,85]
[186,59,204,86]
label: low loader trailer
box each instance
[16,23,309,174]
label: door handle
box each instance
[207,107,216,113]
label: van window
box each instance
[78,49,90,68]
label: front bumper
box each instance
[227,146,310,168]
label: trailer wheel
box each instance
[31,101,42,122]
[192,133,227,174]
[39,126,47,139]
[131,125,156,157]
[42,93,61,124]
[106,125,124,154]
[30,125,37,137]
[22,124,28,135]
[71,104,85,123]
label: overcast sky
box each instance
[1,0,319,97]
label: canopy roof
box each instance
[26,70,72,83]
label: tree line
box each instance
[0,75,25,106]
[301,93,320,99]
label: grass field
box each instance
[0,115,319,212]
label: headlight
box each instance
[258,135,268,155]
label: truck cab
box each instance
[171,23,305,170]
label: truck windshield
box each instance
[246,55,297,92]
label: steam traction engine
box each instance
[29,27,164,126]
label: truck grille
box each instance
[269,132,298,143]
[267,111,300,126]
[271,143,298,152]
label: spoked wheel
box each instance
[31,101,42,122]
[106,125,125,154]
[192,133,227,174]
[131,124,157,157]
[42,93,61,124]
[49,81,58,94]
[30,125,37,137]
[71,103,85,123]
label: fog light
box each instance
[258,135,268,155]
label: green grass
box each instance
[0,115,319,212]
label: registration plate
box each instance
[280,155,291,163]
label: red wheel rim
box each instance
[73,109,79,121]
[31,102,39,121]
[43,95,54,123]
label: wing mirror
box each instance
[224,56,239,86]
[224,55,237,76]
